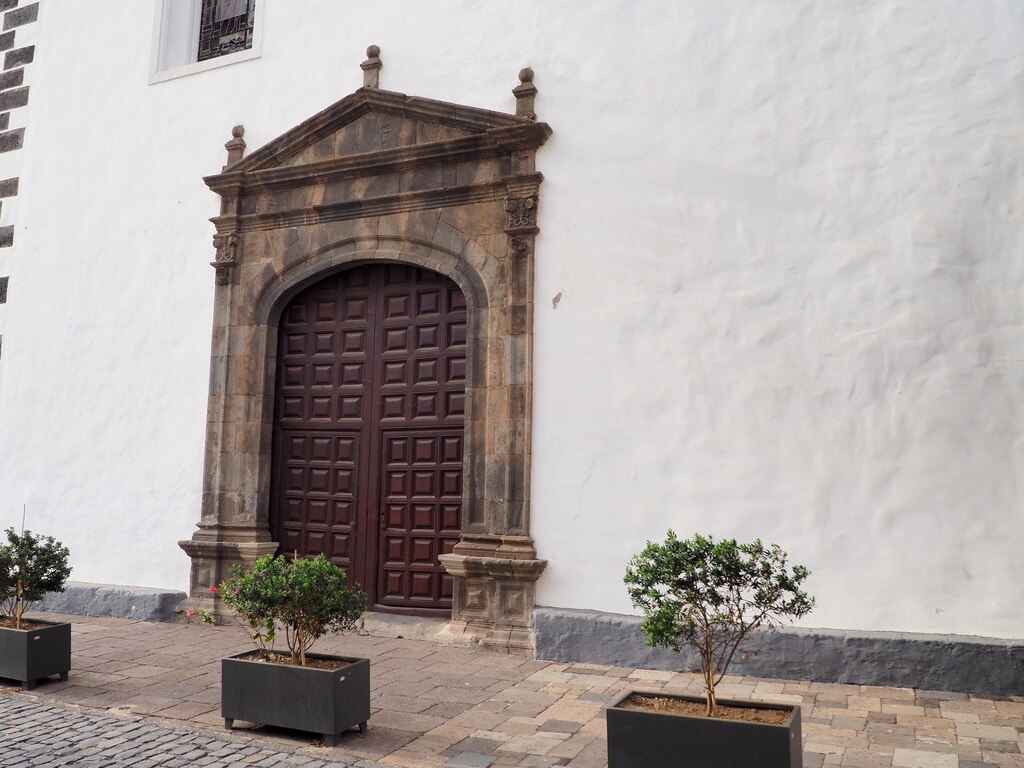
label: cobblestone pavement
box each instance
[0,692,383,767]
[1,613,1021,767]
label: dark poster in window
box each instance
[198,0,255,62]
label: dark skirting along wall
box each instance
[534,607,1024,696]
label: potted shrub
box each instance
[219,553,369,746]
[612,531,814,768]
[0,528,73,690]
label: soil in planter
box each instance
[235,650,353,671]
[620,694,791,725]
[0,617,54,630]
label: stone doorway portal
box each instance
[179,48,551,653]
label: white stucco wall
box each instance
[0,1,1019,638]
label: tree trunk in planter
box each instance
[606,691,802,768]
[222,653,370,746]
[0,620,71,690]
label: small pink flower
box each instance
[209,585,217,593]
[185,608,195,617]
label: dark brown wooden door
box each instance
[271,264,466,613]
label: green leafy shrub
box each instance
[0,528,72,629]
[624,531,814,716]
[219,554,367,666]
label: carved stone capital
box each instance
[505,195,536,230]
[503,174,542,240]
[210,231,240,285]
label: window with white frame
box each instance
[150,0,262,84]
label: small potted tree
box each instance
[0,528,73,690]
[219,553,369,746]
[611,531,814,768]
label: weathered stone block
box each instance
[508,454,529,512]
[292,135,335,165]
[0,126,22,152]
[433,218,468,256]
[36,582,185,622]
[0,83,26,110]
[415,120,465,144]
[4,45,32,69]
[3,3,38,30]
[456,158,500,187]
[378,208,441,243]
[336,112,383,156]
[0,67,22,90]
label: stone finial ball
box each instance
[519,67,534,83]
[231,124,244,138]
[367,45,381,58]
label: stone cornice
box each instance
[438,553,548,582]
[204,122,551,197]
[211,173,545,233]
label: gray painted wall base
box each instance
[534,607,1024,696]
[33,582,185,623]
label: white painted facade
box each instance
[0,1,1020,640]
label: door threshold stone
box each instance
[359,611,473,648]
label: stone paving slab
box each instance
[0,613,1021,767]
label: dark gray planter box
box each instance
[222,652,370,746]
[607,690,802,768]
[0,619,71,690]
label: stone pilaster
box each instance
[435,68,547,654]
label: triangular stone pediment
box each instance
[225,88,524,174]
[203,69,550,235]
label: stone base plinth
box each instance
[440,543,546,655]
[178,527,278,621]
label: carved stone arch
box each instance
[252,238,491,328]
[180,52,550,653]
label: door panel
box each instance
[275,431,360,573]
[378,430,462,607]
[271,264,465,613]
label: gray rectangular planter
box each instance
[607,690,802,768]
[0,619,71,690]
[222,652,370,746]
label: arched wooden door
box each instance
[270,263,466,614]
